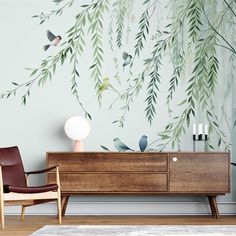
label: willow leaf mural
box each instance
[1,0,235,151]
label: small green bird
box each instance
[99,77,110,92]
[113,138,134,152]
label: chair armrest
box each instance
[25,165,60,175]
[0,163,17,167]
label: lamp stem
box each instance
[74,140,84,152]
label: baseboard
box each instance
[4,201,236,215]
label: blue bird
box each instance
[122,52,132,71]
[139,135,148,152]
[113,138,134,152]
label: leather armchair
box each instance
[0,146,61,229]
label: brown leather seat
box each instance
[0,146,62,229]
[4,184,58,193]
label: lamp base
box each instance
[74,140,84,152]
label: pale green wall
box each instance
[0,0,235,208]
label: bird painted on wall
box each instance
[98,77,110,92]
[139,135,148,152]
[122,52,132,71]
[44,30,62,51]
[98,77,120,95]
[113,138,134,152]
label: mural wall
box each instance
[0,0,235,207]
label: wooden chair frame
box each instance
[0,164,61,229]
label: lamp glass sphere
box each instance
[64,116,90,152]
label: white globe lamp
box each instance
[64,116,90,152]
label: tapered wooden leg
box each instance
[56,167,62,224]
[208,195,220,219]
[61,195,70,216]
[21,206,25,221]
[0,166,5,229]
[57,195,62,224]
[0,194,4,229]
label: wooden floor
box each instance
[0,215,235,236]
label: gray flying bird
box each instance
[44,30,62,51]
[122,52,132,71]
[113,138,134,152]
[139,135,148,152]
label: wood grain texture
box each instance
[169,153,230,193]
[46,152,230,217]
[47,152,230,194]
[48,173,167,192]
[47,152,168,172]
[208,195,220,219]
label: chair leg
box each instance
[0,196,4,229]
[57,195,62,224]
[21,206,25,221]
[56,166,61,224]
[0,166,5,229]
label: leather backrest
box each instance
[0,146,27,187]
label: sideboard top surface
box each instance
[47,151,230,154]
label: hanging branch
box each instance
[88,0,109,103]
[32,0,75,24]
[115,0,128,48]
[223,0,236,18]
[202,4,236,55]
[0,0,109,119]
[134,0,159,65]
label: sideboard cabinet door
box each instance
[169,153,230,193]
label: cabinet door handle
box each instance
[172,157,178,162]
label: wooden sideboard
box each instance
[46,152,230,218]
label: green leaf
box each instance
[85,112,92,120]
[89,64,96,69]
[159,134,171,140]
[21,96,26,105]
[53,64,56,74]
[178,99,187,106]
[100,145,110,151]
[30,69,38,76]
[218,138,221,147]
[165,23,172,28]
